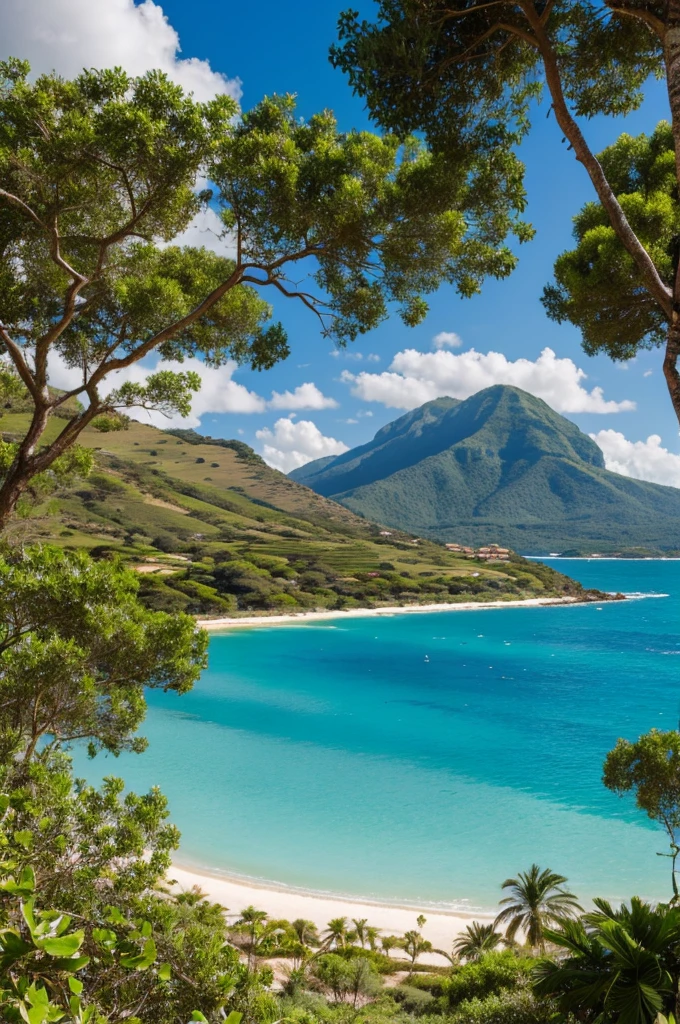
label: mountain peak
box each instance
[290,386,680,552]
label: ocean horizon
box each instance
[77,559,680,914]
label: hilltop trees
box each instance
[0,58,528,528]
[330,2,680,426]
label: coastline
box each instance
[196,595,583,631]
[168,863,495,952]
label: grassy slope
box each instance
[1,412,600,614]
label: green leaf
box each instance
[37,931,84,957]
[68,977,83,995]
[120,937,156,970]
[104,906,126,926]
[224,1013,243,1024]
[13,830,33,850]
[158,962,172,981]
[190,1014,209,1022]
[50,955,90,973]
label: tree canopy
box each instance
[330,1,680,424]
[604,729,680,898]
[0,58,528,526]
[543,122,677,360]
[0,545,207,759]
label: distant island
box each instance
[290,385,680,556]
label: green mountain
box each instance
[0,407,595,613]
[290,385,680,554]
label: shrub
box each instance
[445,952,532,1009]
[393,985,435,1011]
[448,989,554,1024]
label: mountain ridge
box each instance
[290,386,680,554]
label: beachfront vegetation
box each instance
[0,541,678,1023]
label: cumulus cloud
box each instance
[256,418,349,473]
[48,353,267,427]
[0,0,241,102]
[432,331,463,349]
[342,346,635,415]
[269,383,338,410]
[48,351,337,425]
[167,207,237,259]
[591,430,680,488]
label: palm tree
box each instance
[402,929,433,976]
[366,926,381,951]
[381,934,399,958]
[291,918,320,947]
[352,917,369,947]
[494,864,582,951]
[234,905,268,967]
[533,898,680,1024]
[323,916,349,950]
[435,921,504,964]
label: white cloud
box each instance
[167,207,237,258]
[342,346,635,415]
[268,383,338,411]
[644,370,653,377]
[256,418,349,473]
[49,351,339,423]
[330,349,364,361]
[48,352,266,427]
[367,353,381,363]
[0,0,241,102]
[591,430,680,488]
[432,331,463,350]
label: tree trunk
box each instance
[663,319,680,429]
[0,401,51,531]
[664,4,680,429]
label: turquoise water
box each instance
[79,560,680,912]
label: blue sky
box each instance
[3,0,679,482]
[163,0,678,470]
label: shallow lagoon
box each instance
[79,559,680,912]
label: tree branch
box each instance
[0,189,47,230]
[521,1,673,317]
[605,1,664,37]
[0,326,39,398]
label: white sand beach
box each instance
[196,595,581,631]
[168,864,495,956]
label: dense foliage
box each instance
[0,58,529,526]
[543,123,677,359]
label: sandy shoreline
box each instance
[168,864,495,953]
[196,595,582,631]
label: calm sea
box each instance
[79,559,680,913]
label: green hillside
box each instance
[0,409,597,613]
[290,385,680,554]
